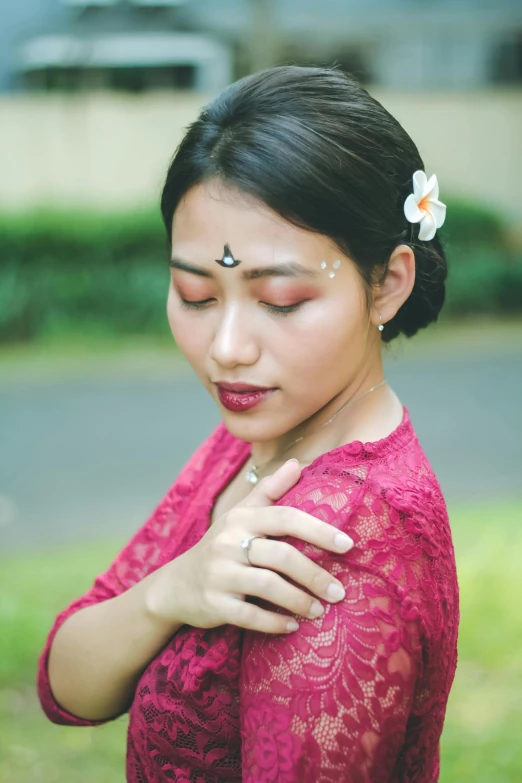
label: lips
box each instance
[216,382,273,393]
[215,382,276,412]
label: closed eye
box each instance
[179,298,306,314]
[179,298,215,310]
[263,302,305,315]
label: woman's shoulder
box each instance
[290,406,448,529]
[277,407,456,604]
[147,423,240,528]
[173,421,243,487]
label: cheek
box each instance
[274,296,366,379]
[166,289,208,362]
[166,286,182,338]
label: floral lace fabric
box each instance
[38,407,459,782]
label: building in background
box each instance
[1,0,521,225]
[0,0,521,95]
[1,0,232,93]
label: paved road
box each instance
[1,350,521,553]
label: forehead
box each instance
[171,180,333,264]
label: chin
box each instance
[218,410,285,443]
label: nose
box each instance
[210,303,260,369]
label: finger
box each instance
[240,459,301,508]
[245,538,346,603]
[221,596,299,635]
[240,505,354,554]
[235,566,327,620]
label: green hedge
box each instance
[0,210,170,342]
[0,199,520,343]
[440,199,522,317]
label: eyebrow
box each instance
[169,257,319,280]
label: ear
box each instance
[371,244,415,329]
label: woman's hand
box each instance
[145,459,353,635]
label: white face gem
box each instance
[223,255,234,266]
[320,261,327,270]
[333,260,341,269]
[329,271,335,278]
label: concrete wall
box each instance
[1,88,521,232]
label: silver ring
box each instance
[240,535,264,566]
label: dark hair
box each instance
[160,65,447,342]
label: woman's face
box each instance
[167,180,378,445]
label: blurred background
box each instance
[0,1,521,781]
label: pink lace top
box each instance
[38,407,459,782]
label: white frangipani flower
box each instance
[404,170,446,241]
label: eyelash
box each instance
[179,298,303,316]
[179,298,213,311]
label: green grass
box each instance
[439,501,522,783]
[1,499,521,782]
[0,542,129,783]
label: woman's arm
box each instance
[38,498,190,725]
[46,568,182,722]
[38,429,217,726]
[39,457,352,725]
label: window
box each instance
[23,65,197,92]
[62,0,188,5]
[490,32,522,84]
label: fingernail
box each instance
[308,601,324,619]
[286,619,299,632]
[327,583,345,602]
[286,458,300,467]
[334,533,354,551]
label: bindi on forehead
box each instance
[215,244,241,268]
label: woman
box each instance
[38,66,459,782]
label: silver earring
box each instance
[378,315,384,332]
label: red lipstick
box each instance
[216,382,276,412]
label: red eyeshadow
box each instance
[253,283,319,305]
[175,282,213,299]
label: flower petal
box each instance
[412,170,427,201]
[404,193,424,223]
[418,211,436,241]
[425,174,439,201]
[428,198,447,228]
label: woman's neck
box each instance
[249,372,396,475]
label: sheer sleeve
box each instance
[239,474,424,783]
[37,426,223,727]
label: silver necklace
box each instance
[245,380,387,484]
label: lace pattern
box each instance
[37,408,459,782]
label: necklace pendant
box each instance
[245,467,259,485]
